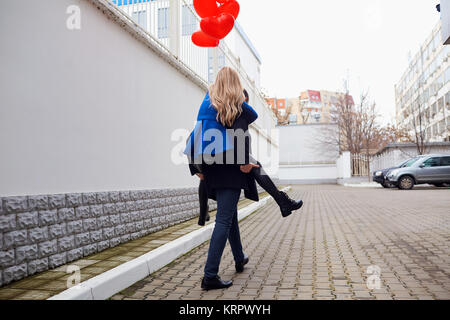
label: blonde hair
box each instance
[209,67,244,127]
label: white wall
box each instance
[336,151,351,179]
[278,124,340,183]
[0,0,207,196]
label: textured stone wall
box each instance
[0,187,219,287]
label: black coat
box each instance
[189,107,259,202]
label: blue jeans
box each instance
[204,188,245,278]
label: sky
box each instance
[237,0,440,125]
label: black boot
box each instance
[251,163,303,218]
[198,180,210,226]
[201,276,233,290]
[235,254,249,273]
[277,192,303,218]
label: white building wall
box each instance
[278,124,340,184]
[0,0,205,196]
[0,0,278,197]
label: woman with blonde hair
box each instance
[185,67,303,290]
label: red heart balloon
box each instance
[192,30,220,47]
[193,0,219,18]
[201,13,235,40]
[218,0,240,20]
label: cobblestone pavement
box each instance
[113,185,450,300]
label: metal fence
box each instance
[109,0,263,94]
[351,154,370,177]
[108,0,277,147]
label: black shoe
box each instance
[201,276,233,291]
[235,254,249,273]
[206,213,210,222]
[279,192,303,218]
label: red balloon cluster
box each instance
[192,0,240,47]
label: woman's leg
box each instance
[251,161,304,218]
[228,209,245,263]
[204,188,241,279]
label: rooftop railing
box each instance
[109,0,277,144]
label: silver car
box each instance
[386,154,450,190]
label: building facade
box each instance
[267,90,354,125]
[395,21,450,142]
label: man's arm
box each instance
[242,102,258,124]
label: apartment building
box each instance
[395,22,450,142]
[267,90,354,125]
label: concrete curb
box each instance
[344,183,381,188]
[48,187,290,300]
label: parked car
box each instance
[373,159,413,188]
[386,154,450,190]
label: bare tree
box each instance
[322,81,364,154]
[270,101,292,125]
[360,99,379,179]
[409,82,430,155]
[370,125,412,151]
[316,79,409,179]
[298,96,311,124]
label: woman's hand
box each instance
[240,163,260,174]
[196,173,205,181]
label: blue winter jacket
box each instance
[184,93,258,161]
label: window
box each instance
[158,8,169,39]
[207,48,226,83]
[431,102,437,117]
[433,123,438,136]
[132,10,147,29]
[439,120,446,134]
[182,5,197,36]
[403,158,421,167]
[438,97,444,111]
[289,114,298,125]
[422,157,440,167]
[441,157,450,166]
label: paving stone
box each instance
[28,258,49,275]
[38,240,58,257]
[4,197,28,213]
[66,194,83,207]
[28,195,49,211]
[67,220,83,235]
[48,253,67,269]
[58,208,76,222]
[0,250,15,268]
[17,212,39,228]
[28,227,49,243]
[38,210,57,226]
[0,215,17,233]
[48,194,66,209]
[15,245,38,264]
[4,230,28,249]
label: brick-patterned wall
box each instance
[0,187,219,287]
